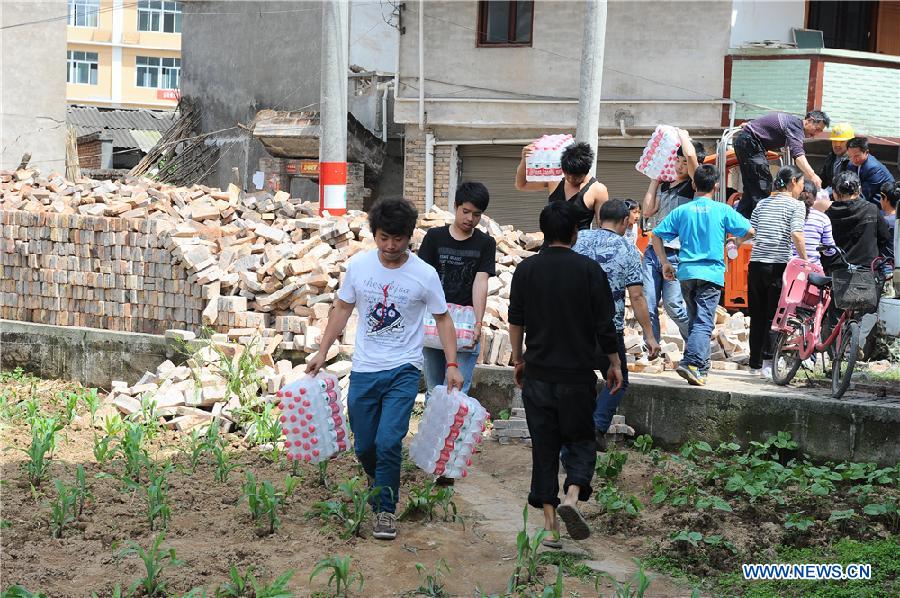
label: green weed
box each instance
[309,556,364,597]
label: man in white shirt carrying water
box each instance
[307,198,463,541]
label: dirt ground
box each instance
[0,376,695,597]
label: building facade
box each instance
[66,0,182,109]
[397,0,899,232]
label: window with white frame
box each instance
[67,50,99,85]
[67,0,100,27]
[137,1,182,33]
[136,56,181,89]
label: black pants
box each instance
[522,375,596,509]
[748,261,787,369]
[733,131,773,219]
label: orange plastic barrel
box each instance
[724,242,752,310]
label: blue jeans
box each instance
[347,363,421,513]
[642,248,690,342]
[422,342,480,397]
[679,279,722,376]
[593,332,630,432]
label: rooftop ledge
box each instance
[729,46,900,66]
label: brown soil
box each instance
[4,378,696,597]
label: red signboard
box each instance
[299,160,319,176]
[156,89,181,101]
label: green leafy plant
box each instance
[412,560,450,598]
[595,449,627,482]
[307,476,379,540]
[59,390,80,425]
[784,512,816,532]
[309,556,364,597]
[21,414,63,487]
[399,480,461,524]
[206,423,238,483]
[595,484,643,516]
[49,479,77,538]
[80,388,101,424]
[242,471,282,535]
[507,505,548,593]
[117,533,184,597]
[215,565,294,598]
[117,421,150,485]
[146,463,173,532]
[318,461,331,488]
[93,430,117,465]
[671,529,703,547]
[863,500,898,531]
[633,434,653,454]
[537,563,565,598]
[74,464,91,517]
[137,395,162,439]
[497,409,511,421]
[1,586,49,598]
[596,558,652,598]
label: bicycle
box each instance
[770,246,889,399]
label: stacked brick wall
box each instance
[0,210,204,335]
[403,128,454,213]
[77,138,102,170]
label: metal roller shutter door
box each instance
[459,145,650,232]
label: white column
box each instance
[111,0,124,105]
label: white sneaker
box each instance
[749,368,762,377]
[761,360,773,380]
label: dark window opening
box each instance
[806,1,876,52]
[477,1,533,47]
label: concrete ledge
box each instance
[1,319,169,389]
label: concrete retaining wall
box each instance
[2,321,896,465]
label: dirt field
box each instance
[3,374,896,597]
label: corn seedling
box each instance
[80,388,101,424]
[537,564,565,598]
[216,565,294,598]
[318,461,331,488]
[49,479,77,538]
[596,558,652,598]
[399,480,462,525]
[242,471,282,535]
[92,431,117,465]
[281,474,301,508]
[59,390,80,425]
[117,421,150,485]
[21,414,63,487]
[413,560,450,598]
[309,556,364,597]
[146,463,173,532]
[117,533,184,597]
[137,395,162,439]
[182,427,209,473]
[507,505,549,593]
[74,464,91,517]
[307,476,380,540]
[1,586,50,598]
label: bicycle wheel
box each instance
[772,329,802,386]
[831,320,859,399]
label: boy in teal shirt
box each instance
[651,165,754,385]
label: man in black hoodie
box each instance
[824,171,891,271]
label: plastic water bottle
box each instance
[726,239,738,260]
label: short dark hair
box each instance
[539,201,578,245]
[773,165,804,191]
[834,171,861,198]
[799,181,817,216]
[880,181,899,208]
[847,137,869,152]
[692,164,718,193]
[599,198,631,223]
[367,198,418,237]
[560,142,594,176]
[455,181,490,211]
[676,140,707,163]
[806,110,831,127]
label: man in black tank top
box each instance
[516,141,609,231]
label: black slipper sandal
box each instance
[557,504,591,541]
[541,531,562,549]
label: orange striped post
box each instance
[319,161,347,216]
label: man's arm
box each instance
[433,311,463,390]
[735,227,756,245]
[306,299,355,374]
[586,182,609,227]
[651,234,675,281]
[591,266,623,393]
[515,144,551,192]
[627,286,660,358]
[509,323,525,388]
[470,272,489,346]
[677,129,700,181]
[643,179,662,217]
[795,155,822,190]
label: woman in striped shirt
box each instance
[748,165,808,379]
[793,181,836,265]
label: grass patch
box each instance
[715,536,899,598]
[538,551,597,582]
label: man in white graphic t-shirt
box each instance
[307,198,463,541]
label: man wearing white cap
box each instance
[819,123,853,190]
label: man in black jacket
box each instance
[509,201,622,545]
[818,123,853,190]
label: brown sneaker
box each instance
[372,511,397,540]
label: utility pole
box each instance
[319,0,349,216]
[575,0,607,176]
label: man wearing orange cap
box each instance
[819,123,853,190]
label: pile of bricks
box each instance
[491,408,531,445]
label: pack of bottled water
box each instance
[423,303,477,351]
[525,134,575,182]
[408,386,489,479]
[636,125,682,182]
[277,373,349,464]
